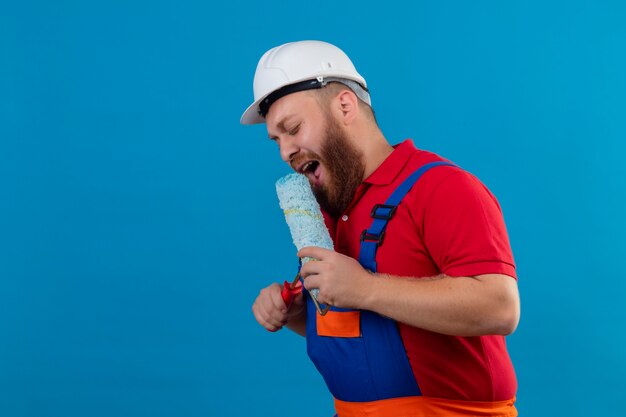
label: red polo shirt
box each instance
[323,140,517,402]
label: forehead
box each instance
[265,91,320,130]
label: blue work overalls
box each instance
[304,162,455,405]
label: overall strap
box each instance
[358,161,456,272]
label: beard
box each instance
[311,118,365,218]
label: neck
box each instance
[359,130,394,180]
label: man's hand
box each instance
[252,283,305,333]
[298,246,371,310]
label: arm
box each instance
[299,247,520,337]
[362,272,519,336]
[284,295,307,336]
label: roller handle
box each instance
[281,280,302,309]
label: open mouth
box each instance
[298,160,322,185]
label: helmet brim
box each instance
[240,98,265,125]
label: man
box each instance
[242,40,520,417]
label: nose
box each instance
[279,135,300,163]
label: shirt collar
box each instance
[363,139,417,185]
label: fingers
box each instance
[299,259,326,278]
[297,246,333,260]
[299,258,328,302]
[252,283,289,332]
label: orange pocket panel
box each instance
[316,310,361,337]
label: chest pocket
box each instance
[316,310,361,337]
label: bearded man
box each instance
[242,40,520,417]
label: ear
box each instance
[334,89,359,125]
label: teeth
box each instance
[301,161,313,173]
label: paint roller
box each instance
[276,173,333,315]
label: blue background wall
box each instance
[1,1,625,416]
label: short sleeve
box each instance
[419,170,517,279]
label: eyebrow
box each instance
[268,115,296,140]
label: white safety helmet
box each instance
[240,40,370,125]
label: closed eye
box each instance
[287,123,301,136]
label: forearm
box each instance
[285,309,307,336]
[359,273,520,337]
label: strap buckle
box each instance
[370,204,397,220]
[360,230,385,247]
